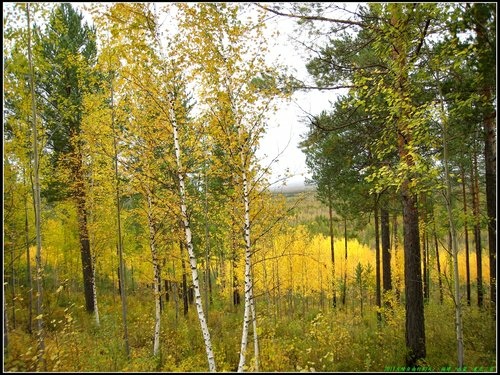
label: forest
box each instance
[3,2,496,372]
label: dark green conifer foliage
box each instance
[37,3,98,312]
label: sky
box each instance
[256,11,341,188]
[258,87,339,188]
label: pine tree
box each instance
[36,3,98,313]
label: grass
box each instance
[4,287,496,372]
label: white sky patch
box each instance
[256,7,341,187]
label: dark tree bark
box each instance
[484,104,496,313]
[328,194,337,308]
[471,153,484,307]
[393,214,401,301]
[117,267,121,295]
[433,225,444,305]
[75,181,95,313]
[461,166,472,306]
[342,218,348,306]
[473,3,496,313]
[374,198,381,322]
[425,232,431,301]
[232,230,241,307]
[421,200,430,303]
[188,285,195,305]
[180,241,189,316]
[165,280,170,302]
[419,193,430,303]
[37,3,97,317]
[390,4,426,362]
[158,269,163,312]
[402,190,426,366]
[208,265,213,305]
[381,207,392,294]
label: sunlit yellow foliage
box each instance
[249,225,491,302]
[251,227,376,298]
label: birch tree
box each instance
[92,3,217,368]
[168,80,217,372]
[174,4,287,370]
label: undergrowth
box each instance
[3,290,496,372]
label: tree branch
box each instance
[254,3,367,28]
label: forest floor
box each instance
[4,288,496,372]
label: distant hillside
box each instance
[270,181,316,195]
[270,183,332,237]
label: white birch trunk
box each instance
[91,255,100,326]
[152,12,214,365]
[172,116,216,372]
[89,168,99,327]
[238,169,253,372]
[147,192,161,356]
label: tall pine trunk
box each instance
[421,230,428,303]
[328,192,337,307]
[473,4,496,313]
[374,197,381,322]
[390,4,425,364]
[433,223,444,304]
[471,153,483,307]
[393,214,402,301]
[75,176,95,313]
[342,218,348,306]
[484,106,496,313]
[401,189,425,366]
[461,166,472,306]
[420,194,430,303]
[381,207,392,295]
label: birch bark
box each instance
[172,109,216,372]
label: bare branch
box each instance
[254,3,367,29]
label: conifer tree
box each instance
[36,3,98,313]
